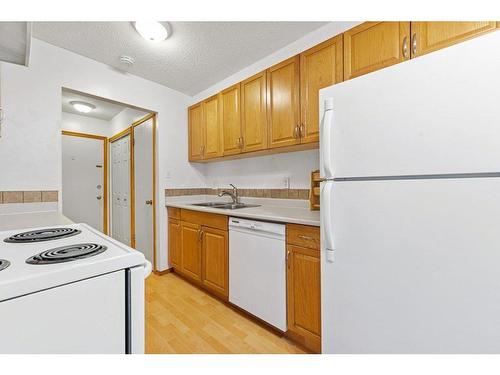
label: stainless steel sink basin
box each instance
[190,202,261,210]
[191,202,224,207]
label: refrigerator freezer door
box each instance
[321,177,500,353]
[319,31,500,179]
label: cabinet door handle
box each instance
[286,250,291,269]
[402,35,408,58]
[198,230,204,242]
[298,234,313,241]
[411,33,417,56]
[239,137,244,148]
[293,125,300,139]
[300,124,304,138]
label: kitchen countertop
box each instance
[0,211,73,231]
[165,195,320,227]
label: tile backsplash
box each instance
[165,188,309,200]
[0,191,58,204]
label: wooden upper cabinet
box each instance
[267,56,301,149]
[241,71,268,153]
[201,226,228,298]
[202,95,222,159]
[220,84,242,156]
[287,244,321,353]
[410,22,497,57]
[168,218,181,269]
[344,22,411,80]
[300,35,343,144]
[188,103,204,161]
[181,221,202,282]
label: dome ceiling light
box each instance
[70,101,96,113]
[133,21,170,43]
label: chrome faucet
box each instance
[218,184,240,204]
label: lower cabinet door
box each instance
[201,226,229,298]
[168,218,182,269]
[287,244,321,352]
[180,221,202,281]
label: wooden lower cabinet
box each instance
[287,245,321,353]
[168,209,229,299]
[201,227,229,297]
[168,218,181,269]
[180,221,202,282]
[286,224,321,353]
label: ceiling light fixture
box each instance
[70,101,96,113]
[133,21,170,42]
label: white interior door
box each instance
[62,134,104,231]
[322,177,500,353]
[133,118,154,264]
[111,135,131,246]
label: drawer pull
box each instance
[298,234,313,241]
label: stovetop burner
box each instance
[26,243,107,265]
[0,259,10,271]
[4,227,81,243]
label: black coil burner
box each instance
[4,228,81,243]
[26,243,107,265]
[0,259,10,271]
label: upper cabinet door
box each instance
[188,103,204,161]
[241,71,268,153]
[344,22,411,80]
[300,35,343,144]
[220,84,242,156]
[202,95,222,159]
[267,56,301,149]
[410,22,497,58]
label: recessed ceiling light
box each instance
[70,101,96,113]
[133,21,170,42]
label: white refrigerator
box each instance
[320,31,500,353]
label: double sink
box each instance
[191,202,261,210]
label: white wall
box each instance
[193,22,360,189]
[205,149,319,189]
[0,38,199,271]
[109,107,150,136]
[61,112,112,136]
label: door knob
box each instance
[146,200,153,205]
[96,196,102,200]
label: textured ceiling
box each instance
[62,89,128,121]
[34,22,328,96]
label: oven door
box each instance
[0,270,126,354]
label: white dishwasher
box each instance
[229,217,287,331]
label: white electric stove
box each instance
[0,223,151,354]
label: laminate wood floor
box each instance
[145,272,307,354]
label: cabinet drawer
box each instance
[180,209,228,230]
[167,207,180,220]
[286,224,320,250]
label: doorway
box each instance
[61,131,108,233]
[60,88,156,269]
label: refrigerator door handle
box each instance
[321,182,335,262]
[321,99,334,179]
